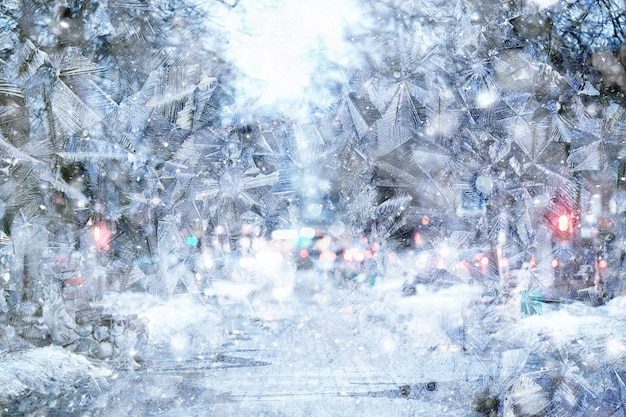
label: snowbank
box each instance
[0,346,111,401]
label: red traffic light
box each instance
[549,209,576,238]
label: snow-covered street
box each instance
[5,273,487,415]
[2,270,623,416]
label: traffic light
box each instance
[557,214,570,233]
[549,209,576,242]
[547,203,580,284]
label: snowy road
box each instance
[7,268,624,416]
[39,272,496,416]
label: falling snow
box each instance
[1,0,626,415]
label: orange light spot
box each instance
[299,249,309,258]
[365,250,373,259]
[93,223,111,251]
[551,259,559,268]
[421,215,430,226]
[598,259,608,269]
[413,231,422,246]
[480,256,489,267]
[319,251,336,262]
[64,276,86,287]
[530,258,537,268]
[371,242,381,251]
[344,248,365,262]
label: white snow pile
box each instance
[485,295,626,415]
[96,292,225,354]
[0,346,112,401]
[493,296,626,357]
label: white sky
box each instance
[206,0,362,110]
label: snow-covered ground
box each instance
[4,269,623,415]
[0,346,111,414]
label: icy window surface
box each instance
[1,0,626,415]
